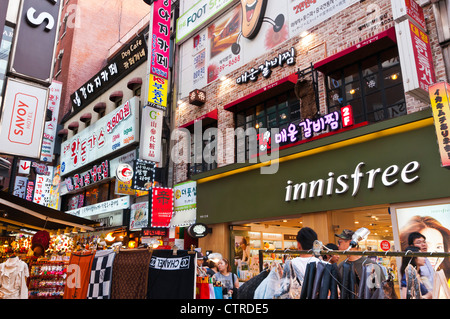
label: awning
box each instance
[0,191,98,231]
[180,109,218,132]
[93,102,107,113]
[80,113,92,123]
[68,121,79,130]
[223,73,298,113]
[127,77,143,90]
[314,27,397,74]
[109,90,123,102]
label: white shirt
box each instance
[290,256,321,282]
[0,257,29,299]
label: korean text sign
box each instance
[140,105,163,163]
[151,0,171,79]
[60,97,140,176]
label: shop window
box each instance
[234,90,300,161]
[326,46,406,124]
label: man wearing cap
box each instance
[336,229,386,297]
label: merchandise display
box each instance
[28,261,68,299]
[0,256,29,299]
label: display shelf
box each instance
[28,260,68,299]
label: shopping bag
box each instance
[214,286,223,299]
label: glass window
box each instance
[326,46,405,124]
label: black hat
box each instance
[335,229,354,240]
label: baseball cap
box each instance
[335,229,354,240]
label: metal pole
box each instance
[258,249,450,258]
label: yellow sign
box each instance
[148,74,168,108]
[429,82,450,167]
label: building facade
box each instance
[173,0,450,280]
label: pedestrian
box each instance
[322,243,339,264]
[400,246,432,299]
[204,259,218,277]
[336,229,386,291]
[290,227,321,281]
[408,231,434,290]
[213,258,239,298]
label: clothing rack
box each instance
[258,249,450,272]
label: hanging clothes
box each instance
[253,265,282,299]
[300,262,316,299]
[111,249,152,299]
[87,249,116,299]
[238,268,269,299]
[64,252,95,299]
[0,257,29,299]
[340,261,357,299]
[147,249,196,299]
[318,263,340,299]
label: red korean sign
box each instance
[151,187,174,228]
[151,0,171,79]
[404,0,426,31]
[409,21,435,92]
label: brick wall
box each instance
[173,0,448,184]
[56,0,151,122]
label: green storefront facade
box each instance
[192,109,450,259]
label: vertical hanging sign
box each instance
[140,106,163,163]
[40,81,62,162]
[150,187,174,228]
[151,0,171,79]
[429,82,450,167]
[145,0,171,110]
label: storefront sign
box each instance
[61,97,139,176]
[174,181,197,211]
[176,0,234,43]
[0,78,48,158]
[64,160,110,192]
[13,176,28,199]
[48,165,61,210]
[132,159,156,191]
[187,223,210,238]
[236,48,296,84]
[151,187,174,228]
[25,180,34,202]
[139,106,163,163]
[66,196,130,219]
[142,228,167,237]
[285,161,421,202]
[148,74,169,110]
[429,82,450,167]
[33,166,54,207]
[40,81,62,162]
[116,163,133,182]
[91,210,123,228]
[150,0,171,79]
[71,34,147,110]
[130,202,149,231]
[10,0,61,83]
[391,0,426,32]
[396,19,435,102]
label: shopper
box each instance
[336,229,386,289]
[213,258,239,298]
[408,231,434,290]
[290,227,321,282]
[400,246,432,299]
[323,243,339,264]
[204,260,218,277]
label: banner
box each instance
[150,0,171,79]
[139,106,163,163]
[13,176,28,199]
[151,187,174,228]
[0,78,48,158]
[131,159,156,191]
[33,166,54,207]
[429,82,450,167]
[130,202,149,231]
[41,81,62,162]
